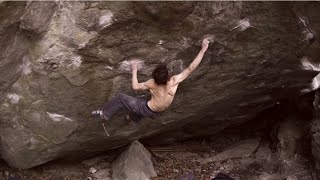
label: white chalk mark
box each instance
[300,31,315,44]
[170,59,184,75]
[312,75,320,90]
[293,9,315,44]
[99,11,113,28]
[119,59,144,71]
[105,65,113,70]
[302,74,320,94]
[301,57,320,71]
[300,57,320,93]
[306,32,314,39]
[204,34,215,43]
[72,56,82,68]
[46,112,73,122]
[230,19,252,31]
[22,56,32,75]
[298,16,307,27]
[27,137,37,149]
[102,123,110,136]
[7,93,21,104]
[67,56,82,68]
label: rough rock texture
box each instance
[20,2,57,35]
[0,1,320,169]
[92,169,111,180]
[0,2,28,103]
[312,90,320,176]
[112,141,156,180]
[198,138,260,163]
[292,2,320,177]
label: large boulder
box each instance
[292,2,320,177]
[0,1,319,169]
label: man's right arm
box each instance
[173,38,209,85]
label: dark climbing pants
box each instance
[102,93,159,122]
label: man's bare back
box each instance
[131,38,210,112]
[144,78,178,112]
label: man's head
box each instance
[152,64,170,85]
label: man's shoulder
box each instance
[145,79,155,87]
[169,75,181,86]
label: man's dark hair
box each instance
[152,64,170,85]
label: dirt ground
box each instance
[0,159,89,180]
[0,132,316,180]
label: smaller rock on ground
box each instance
[92,169,111,180]
[199,138,260,163]
[112,140,157,180]
[259,173,281,180]
[82,157,102,167]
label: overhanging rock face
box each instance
[0,1,319,169]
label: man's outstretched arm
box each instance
[131,61,151,91]
[173,38,210,85]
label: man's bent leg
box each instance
[115,93,151,117]
[102,93,153,121]
[102,93,128,119]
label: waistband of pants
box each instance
[145,102,160,115]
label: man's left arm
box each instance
[131,62,151,91]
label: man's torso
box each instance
[146,78,179,112]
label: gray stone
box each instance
[255,146,272,161]
[259,173,282,180]
[112,141,157,180]
[4,171,9,178]
[199,139,260,163]
[92,169,110,180]
[20,1,57,35]
[89,167,97,174]
[82,157,102,167]
[0,1,320,169]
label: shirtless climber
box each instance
[92,38,209,124]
